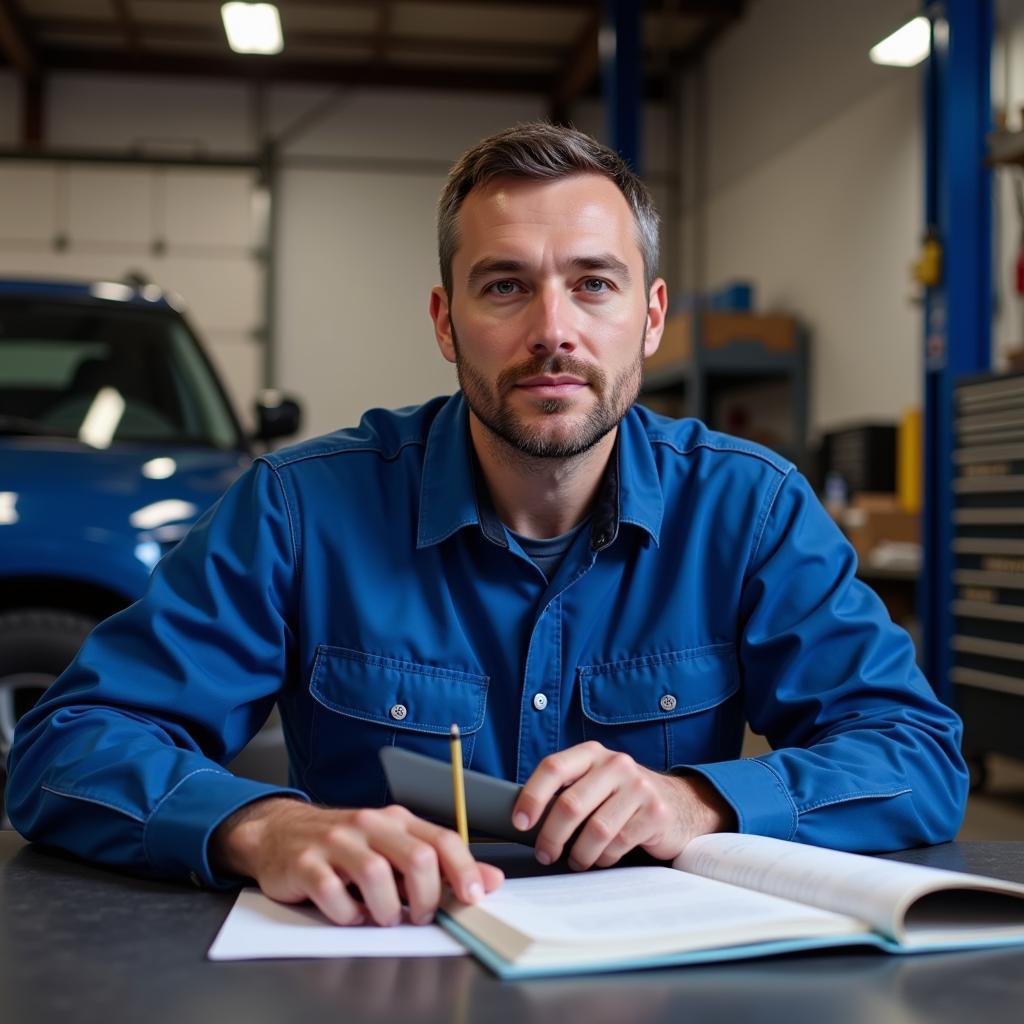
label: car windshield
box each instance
[0,298,243,449]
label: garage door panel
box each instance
[67,166,155,246]
[163,169,258,249]
[0,164,60,242]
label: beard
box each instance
[451,321,645,460]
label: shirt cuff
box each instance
[674,757,799,840]
[143,767,310,888]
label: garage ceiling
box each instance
[0,0,742,101]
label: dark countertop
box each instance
[3,831,1024,1024]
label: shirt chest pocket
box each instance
[304,646,489,805]
[578,644,742,772]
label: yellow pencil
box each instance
[450,723,469,844]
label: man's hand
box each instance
[512,741,736,869]
[210,798,504,926]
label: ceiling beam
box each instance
[37,46,557,95]
[549,8,600,123]
[374,2,393,62]
[111,0,141,51]
[0,0,36,77]
[29,19,567,61]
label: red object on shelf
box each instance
[1017,245,1024,295]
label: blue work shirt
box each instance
[6,394,968,885]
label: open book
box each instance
[439,834,1024,979]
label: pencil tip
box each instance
[450,722,460,738]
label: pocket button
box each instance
[390,703,408,721]
[659,694,678,712]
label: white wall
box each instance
[682,0,1024,436]
[679,0,925,438]
[705,76,922,433]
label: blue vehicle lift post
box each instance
[601,0,643,174]
[920,0,993,703]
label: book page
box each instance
[676,834,1024,941]
[451,866,863,956]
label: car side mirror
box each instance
[253,390,302,442]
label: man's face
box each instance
[430,173,666,459]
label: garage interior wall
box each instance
[679,0,1024,440]
[0,0,1021,442]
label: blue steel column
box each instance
[601,0,643,172]
[920,0,993,702]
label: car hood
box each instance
[0,437,250,541]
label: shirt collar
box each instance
[417,393,663,550]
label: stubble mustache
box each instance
[495,354,608,400]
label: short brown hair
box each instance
[437,122,659,296]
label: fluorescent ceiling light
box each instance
[870,16,930,67]
[221,2,283,55]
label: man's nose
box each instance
[525,286,577,356]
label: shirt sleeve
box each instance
[682,468,968,852]
[5,459,310,887]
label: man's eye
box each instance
[489,280,520,296]
[581,278,609,293]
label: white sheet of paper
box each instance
[208,888,468,960]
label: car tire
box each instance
[0,609,97,758]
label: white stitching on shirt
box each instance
[745,469,789,580]
[40,784,147,823]
[798,789,913,814]
[141,768,230,861]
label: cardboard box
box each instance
[841,493,920,564]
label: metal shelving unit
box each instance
[951,371,1024,784]
[640,309,810,468]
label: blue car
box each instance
[0,278,301,765]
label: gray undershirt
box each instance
[509,519,591,579]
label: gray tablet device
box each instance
[379,746,544,846]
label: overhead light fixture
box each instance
[221,2,283,55]
[869,16,930,67]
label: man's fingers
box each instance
[513,742,606,831]
[564,788,639,870]
[366,828,442,925]
[328,815,404,926]
[478,862,505,892]
[290,854,367,926]
[408,817,488,906]
[533,751,641,865]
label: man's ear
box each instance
[430,287,457,364]
[643,278,668,358]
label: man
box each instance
[7,124,967,930]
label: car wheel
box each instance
[0,609,97,757]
